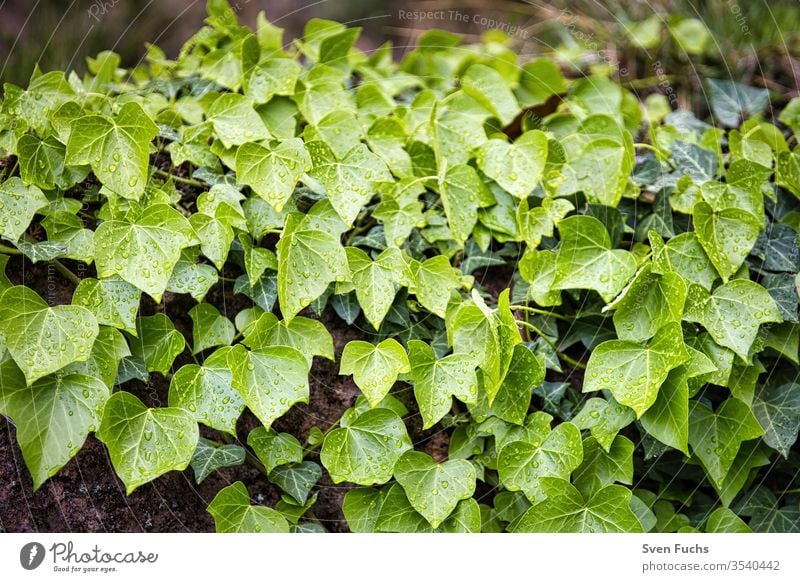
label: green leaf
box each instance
[62,326,131,388]
[640,367,691,455]
[276,200,349,320]
[553,215,637,302]
[436,164,489,244]
[651,231,718,290]
[557,135,635,208]
[94,204,196,301]
[684,280,782,361]
[393,451,476,528]
[206,93,269,149]
[476,131,547,199]
[516,58,567,107]
[244,58,300,103]
[373,484,481,532]
[342,487,384,533]
[497,416,583,502]
[512,478,642,532]
[753,382,800,458]
[18,134,85,190]
[269,461,322,504]
[190,438,245,484]
[73,276,140,335]
[207,481,290,533]
[461,63,518,126]
[0,285,99,385]
[572,397,635,452]
[307,140,391,225]
[345,246,406,329]
[340,339,410,408]
[97,391,199,494]
[248,427,303,474]
[235,138,311,211]
[65,102,157,199]
[168,348,244,436]
[693,201,761,282]
[0,364,108,490]
[489,344,545,425]
[189,214,233,271]
[0,178,48,242]
[583,323,689,417]
[320,407,412,485]
[189,303,235,354]
[706,507,751,533]
[408,339,477,429]
[707,79,769,127]
[227,344,310,429]
[573,435,634,499]
[688,398,764,487]
[409,255,463,318]
[242,312,333,364]
[130,313,186,376]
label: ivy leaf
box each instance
[63,326,131,388]
[343,487,384,533]
[276,200,349,320]
[572,397,635,452]
[408,255,463,318]
[242,312,333,364]
[557,136,635,208]
[752,382,800,458]
[248,427,303,474]
[227,344,310,429]
[244,58,300,103]
[340,339,410,408]
[190,214,233,271]
[553,215,637,302]
[206,93,269,148]
[497,416,583,502]
[688,398,764,487]
[65,102,157,199]
[168,347,244,436]
[461,64,518,126]
[189,303,235,354]
[190,438,245,484]
[707,79,769,127]
[584,323,689,417]
[207,481,289,533]
[0,285,99,385]
[235,138,311,211]
[693,201,761,282]
[269,461,322,505]
[306,140,392,225]
[393,451,477,528]
[651,232,717,291]
[0,178,49,242]
[408,340,478,429]
[572,435,634,499]
[129,314,185,376]
[436,164,488,244]
[640,367,691,455]
[739,487,800,533]
[476,131,547,198]
[97,391,199,494]
[684,280,782,361]
[512,478,642,533]
[73,276,140,335]
[374,484,481,533]
[706,507,751,533]
[320,407,412,485]
[0,364,108,490]
[608,265,687,342]
[488,344,546,425]
[345,246,406,329]
[94,204,196,301]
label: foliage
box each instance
[1,0,799,533]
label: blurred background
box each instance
[1,0,799,99]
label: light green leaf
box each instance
[340,339,410,407]
[227,344,310,429]
[189,304,235,354]
[72,276,140,335]
[694,201,761,282]
[394,451,476,528]
[320,407,412,485]
[0,364,108,490]
[190,438,245,484]
[0,285,99,385]
[62,326,130,388]
[189,214,233,271]
[276,200,349,320]
[461,63,518,126]
[584,323,688,417]
[409,255,463,318]
[244,58,300,103]
[207,481,290,533]
[572,397,636,453]
[65,102,157,199]
[235,138,311,211]
[345,246,406,329]
[129,313,185,376]
[573,435,634,498]
[477,131,547,198]
[706,507,751,533]
[243,312,333,364]
[374,484,481,533]
[512,478,642,533]
[553,215,637,302]
[497,418,583,502]
[651,231,718,290]
[409,339,478,429]
[17,134,83,190]
[688,398,764,487]
[97,391,199,494]
[557,136,635,207]
[168,348,244,436]
[342,487,384,533]
[0,178,48,242]
[248,427,303,474]
[206,93,269,149]
[640,366,690,455]
[684,280,782,361]
[237,233,276,287]
[436,164,490,244]
[94,204,196,301]
[753,382,800,458]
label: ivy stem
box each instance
[510,304,573,322]
[53,260,82,286]
[153,168,207,188]
[517,320,587,371]
[0,244,22,255]
[634,143,659,154]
